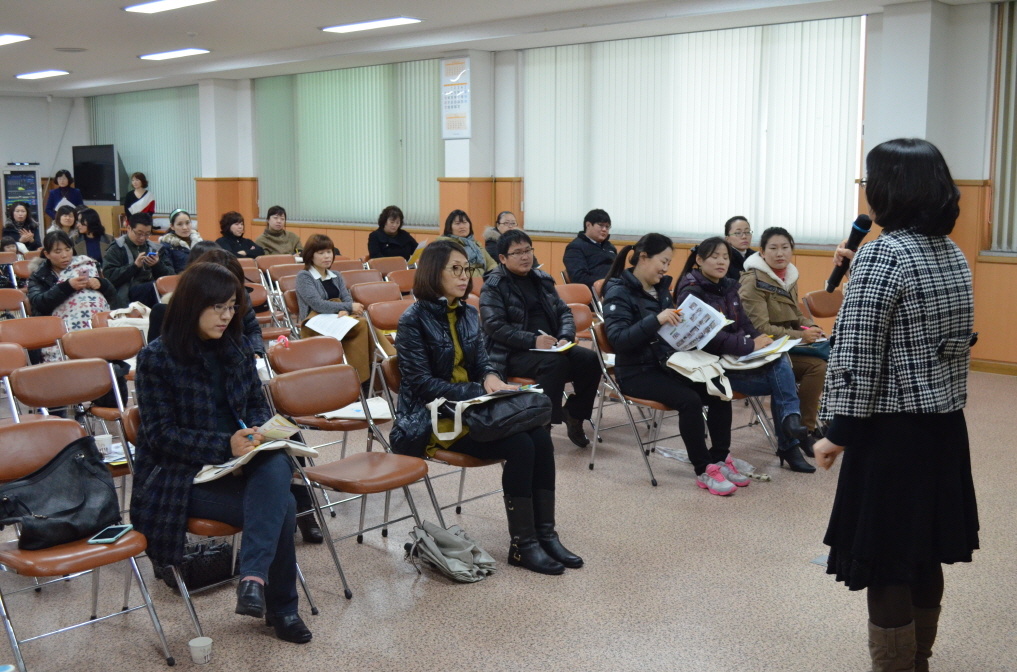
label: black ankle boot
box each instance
[781,413,809,443]
[296,514,323,544]
[799,434,816,458]
[503,496,565,575]
[532,489,583,568]
[777,445,816,473]
[561,402,590,448]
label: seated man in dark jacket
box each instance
[562,208,617,289]
[480,229,601,447]
[102,212,174,309]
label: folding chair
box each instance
[282,288,300,334]
[0,419,175,672]
[379,355,503,514]
[266,263,304,312]
[246,283,290,344]
[0,343,53,426]
[255,254,298,310]
[0,252,17,287]
[0,289,28,320]
[802,288,844,319]
[470,276,484,297]
[154,275,179,300]
[351,281,401,307]
[386,268,416,294]
[340,269,383,289]
[331,259,365,274]
[366,256,408,276]
[120,408,317,637]
[465,294,481,313]
[22,251,40,260]
[11,261,32,285]
[591,279,606,317]
[555,283,593,307]
[568,301,595,341]
[363,299,413,393]
[560,270,572,284]
[267,364,445,599]
[237,257,257,270]
[243,267,263,284]
[0,316,67,360]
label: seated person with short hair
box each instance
[101,212,174,308]
[562,208,617,289]
[479,229,600,447]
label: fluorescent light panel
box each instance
[323,17,420,34]
[125,0,215,13]
[0,34,31,47]
[140,48,209,60]
[16,70,69,80]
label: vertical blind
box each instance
[87,85,201,214]
[993,2,1017,253]
[522,17,863,242]
[254,59,443,225]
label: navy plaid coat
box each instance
[129,337,271,566]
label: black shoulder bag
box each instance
[0,436,121,550]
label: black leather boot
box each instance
[777,445,816,473]
[503,496,565,575]
[235,579,266,618]
[781,413,809,443]
[296,513,323,544]
[532,489,583,568]
[799,434,816,458]
[265,612,313,644]
[561,401,590,448]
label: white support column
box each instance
[444,50,495,178]
[494,50,523,178]
[198,78,256,178]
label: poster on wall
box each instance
[441,57,471,139]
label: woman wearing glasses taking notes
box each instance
[391,239,582,575]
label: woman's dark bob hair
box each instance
[219,211,244,237]
[162,262,247,363]
[604,232,673,284]
[442,209,473,237]
[302,234,335,270]
[266,205,287,221]
[55,169,73,184]
[130,172,148,189]
[78,208,105,238]
[865,138,960,236]
[378,205,404,231]
[55,204,77,224]
[413,239,473,302]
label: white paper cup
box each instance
[94,434,113,456]
[188,636,213,665]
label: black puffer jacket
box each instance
[602,270,675,380]
[367,227,417,261]
[391,298,498,457]
[479,265,575,375]
[563,231,617,288]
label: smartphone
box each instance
[146,251,158,257]
[88,524,133,544]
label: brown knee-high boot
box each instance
[868,621,916,672]
[913,606,941,672]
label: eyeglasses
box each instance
[212,303,237,316]
[591,222,611,230]
[131,229,152,239]
[729,230,752,237]
[505,247,533,258]
[444,264,478,278]
[498,220,518,229]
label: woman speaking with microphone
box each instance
[814,139,979,672]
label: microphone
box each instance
[825,214,872,293]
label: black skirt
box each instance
[824,410,979,590]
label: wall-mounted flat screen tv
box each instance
[73,145,128,202]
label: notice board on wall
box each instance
[441,57,471,139]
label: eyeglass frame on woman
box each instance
[443,263,480,277]
[212,302,237,316]
[729,229,753,237]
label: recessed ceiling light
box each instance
[55,47,88,53]
[16,70,70,80]
[0,34,31,47]
[125,0,215,14]
[139,48,209,60]
[322,17,421,34]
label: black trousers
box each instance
[506,345,601,424]
[450,427,555,497]
[618,367,732,475]
[128,281,159,308]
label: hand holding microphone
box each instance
[825,214,872,292]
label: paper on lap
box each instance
[657,294,727,351]
[318,396,393,420]
[304,314,359,341]
[193,439,319,484]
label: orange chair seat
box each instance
[577,329,592,340]
[507,377,537,385]
[732,392,747,400]
[261,327,291,340]
[89,406,122,422]
[292,415,389,432]
[0,414,56,427]
[430,449,503,469]
[0,531,147,577]
[256,312,285,325]
[126,370,135,382]
[604,388,671,411]
[303,452,427,495]
[108,463,131,478]
[188,518,241,537]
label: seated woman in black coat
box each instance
[216,211,264,259]
[367,205,417,261]
[391,239,581,575]
[130,262,312,643]
[27,230,117,318]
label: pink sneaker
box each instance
[696,464,736,496]
[721,456,750,487]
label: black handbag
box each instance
[0,436,121,550]
[441,392,552,442]
[157,540,238,592]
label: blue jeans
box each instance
[189,450,299,615]
[726,354,801,450]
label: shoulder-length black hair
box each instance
[865,138,960,236]
[79,208,105,238]
[219,211,244,237]
[266,205,287,220]
[678,236,729,278]
[162,262,247,364]
[55,169,73,186]
[130,172,148,189]
[413,239,472,302]
[302,234,335,269]
[604,232,673,284]
[42,230,74,256]
[443,209,473,236]
[55,204,77,224]
[378,205,404,231]
[6,201,35,224]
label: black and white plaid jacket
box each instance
[820,228,975,420]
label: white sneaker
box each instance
[717,460,750,487]
[696,464,737,496]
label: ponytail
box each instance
[603,244,635,285]
[602,233,674,285]
[678,236,729,279]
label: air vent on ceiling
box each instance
[54,47,87,53]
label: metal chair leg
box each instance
[423,475,447,529]
[402,485,424,527]
[0,585,27,672]
[295,563,319,616]
[623,403,658,486]
[381,490,391,537]
[590,383,607,469]
[130,557,175,667]
[455,467,467,514]
[356,493,367,543]
[122,562,132,611]
[89,566,101,620]
[309,485,352,599]
[341,431,348,459]
[168,565,203,637]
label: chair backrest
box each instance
[0,419,86,483]
[256,254,296,272]
[465,294,480,313]
[155,274,179,297]
[593,278,607,300]
[122,405,140,444]
[246,283,270,310]
[0,251,18,265]
[0,341,27,377]
[267,336,344,374]
[568,303,594,333]
[13,260,32,280]
[367,256,408,276]
[267,364,361,417]
[591,322,615,355]
[556,283,594,306]
[470,276,484,297]
[387,268,416,293]
[268,263,304,284]
[278,275,298,294]
[237,257,257,269]
[334,255,350,261]
[9,358,112,409]
[0,288,28,315]
[351,281,401,306]
[331,259,364,273]
[243,267,263,284]
[24,250,41,260]
[0,316,67,350]
[283,289,299,319]
[366,299,412,332]
[62,327,145,362]
[340,269,384,288]
[802,289,844,318]
[380,354,401,394]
